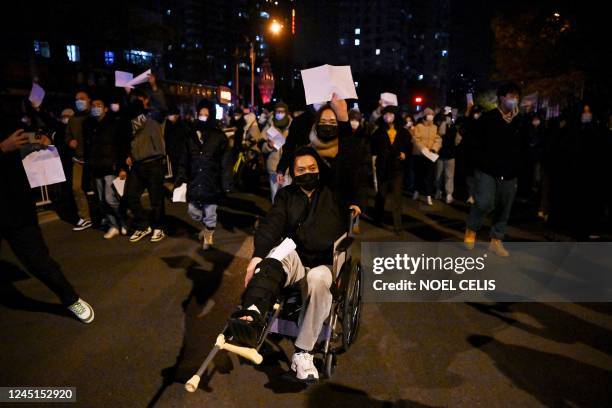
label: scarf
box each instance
[308,126,338,159]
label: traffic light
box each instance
[414,96,423,104]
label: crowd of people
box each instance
[2,74,612,328]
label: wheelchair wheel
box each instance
[324,351,336,379]
[341,258,362,350]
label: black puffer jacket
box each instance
[253,180,348,268]
[175,121,232,205]
[83,114,128,177]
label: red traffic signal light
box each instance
[414,96,423,104]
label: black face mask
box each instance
[316,124,338,141]
[294,172,320,191]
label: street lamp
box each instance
[269,20,283,35]
[240,20,284,108]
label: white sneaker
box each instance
[446,194,454,204]
[68,298,95,323]
[467,196,475,205]
[150,229,165,242]
[129,227,152,242]
[120,226,128,236]
[73,218,92,231]
[412,191,419,200]
[426,196,433,206]
[291,351,319,381]
[104,227,120,239]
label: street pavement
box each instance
[1,192,611,407]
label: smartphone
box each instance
[466,93,474,106]
[22,132,42,144]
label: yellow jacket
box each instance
[410,122,442,155]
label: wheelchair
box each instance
[185,215,362,392]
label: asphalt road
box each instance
[1,193,611,407]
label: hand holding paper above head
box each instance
[29,83,46,107]
[330,92,349,122]
[300,64,357,105]
[115,69,152,89]
[380,92,398,107]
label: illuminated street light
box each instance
[270,20,283,35]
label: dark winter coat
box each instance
[371,124,412,182]
[175,121,232,205]
[83,114,128,177]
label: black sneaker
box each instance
[129,227,152,242]
[73,218,92,231]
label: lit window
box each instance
[104,51,114,65]
[166,9,171,16]
[260,11,269,18]
[257,67,261,73]
[168,62,173,69]
[339,38,347,46]
[355,28,361,35]
[441,49,448,57]
[354,39,360,46]
[418,74,424,80]
[66,44,80,62]
[256,35,261,42]
[223,64,227,69]
[375,48,380,55]
[123,49,153,65]
[33,40,50,58]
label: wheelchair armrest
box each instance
[334,236,354,254]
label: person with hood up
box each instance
[410,107,441,205]
[175,99,233,250]
[262,102,292,201]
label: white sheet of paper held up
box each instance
[115,69,151,88]
[267,127,286,150]
[422,148,439,163]
[380,92,398,107]
[112,178,125,197]
[267,238,297,261]
[22,146,66,188]
[172,183,187,202]
[300,64,357,105]
[29,83,46,106]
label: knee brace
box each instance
[242,258,287,316]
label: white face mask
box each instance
[275,112,286,121]
[61,117,70,124]
[110,103,120,112]
[405,121,413,128]
[168,114,179,122]
[384,114,395,124]
[234,114,241,121]
[198,115,208,122]
[426,114,434,122]
[473,113,481,120]
[350,120,360,130]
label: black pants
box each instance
[126,158,166,230]
[414,155,436,196]
[375,173,403,230]
[0,221,79,306]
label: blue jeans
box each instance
[94,175,122,228]
[188,202,218,229]
[466,170,517,240]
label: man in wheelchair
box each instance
[228,98,361,382]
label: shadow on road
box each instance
[0,260,72,318]
[147,249,235,407]
[468,334,612,407]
